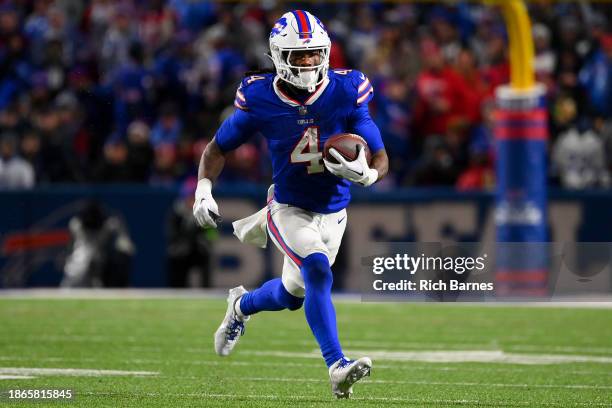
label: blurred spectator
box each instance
[150,102,182,147]
[166,177,215,287]
[532,23,556,91]
[0,132,35,189]
[195,19,246,106]
[429,6,462,63]
[55,91,91,168]
[109,41,155,134]
[150,143,178,186]
[0,105,26,135]
[373,77,412,184]
[93,138,132,182]
[20,128,43,179]
[62,200,134,287]
[551,96,610,189]
[138,0,175,51]
[454,48,488,124]
[153,31,198,110]
[552,123,610,189]
[411,135,461,186]
[0,10,30,111]
[456,102,496,191]
[345,5,377,68]
[100,3,138,77]
[579,34,612,117]
[167,0,216,33]
[479,31,509,94]
[412,39,471,144]
[126,120,154,182]
[34,106,83,182]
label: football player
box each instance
[193,10,388,398]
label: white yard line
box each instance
[261,339,612,355]
[508,345,612,354]
[0,367,158,377]
[240,349,612,365]
[0,375,35,380]
[238,376,612,390]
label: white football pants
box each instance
[266,199,347,297]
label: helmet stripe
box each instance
[292,10,312,39]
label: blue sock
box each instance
[240,278,303,315]
[301,253,344,367]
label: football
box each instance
[323,133,372,164]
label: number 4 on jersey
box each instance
[291,127,324,174]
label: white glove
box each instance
[324,145,379,187]
[193,178,221,228]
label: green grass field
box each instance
[0,296,611,407]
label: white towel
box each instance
[232,206,268,248]
[231,184,274,249]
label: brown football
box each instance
[323,133,371,164]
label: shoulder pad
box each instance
[332,69,374,106]
[233,74,273,111]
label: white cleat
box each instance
[328,356,372,399]
[214,286,250,356]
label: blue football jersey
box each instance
[215,69,384,214]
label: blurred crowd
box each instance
[1,1,612,192]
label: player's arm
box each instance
[325,71,388,187]
[198,138,225,182]
[326,97,388,188]
[193,98,256,228]
[351,102,388,184]
[370,148,389,182]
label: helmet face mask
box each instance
[269,11,331,92]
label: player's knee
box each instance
[302,253,332,289]
[286,295,304,311]
[277,282,304,311]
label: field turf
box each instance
[0,296,611,407]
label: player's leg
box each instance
[322,209,372,399]
[269,203,370,398]
[215,276,303,357]
[267,204,345,366]
[214,203,306,357]
[238,276,303,315]
[301,252,344,366]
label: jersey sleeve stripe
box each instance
[234,88,248,110]
[357,89,373,105]
[234,100,248,111]
[357,83,373,98]
[236,90,246,103]
[357,78,371,93]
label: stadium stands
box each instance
[0,1,611,190]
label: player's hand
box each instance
[193,178,221,228]
[323,145,378,187]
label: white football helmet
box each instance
[269,10,331,92]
